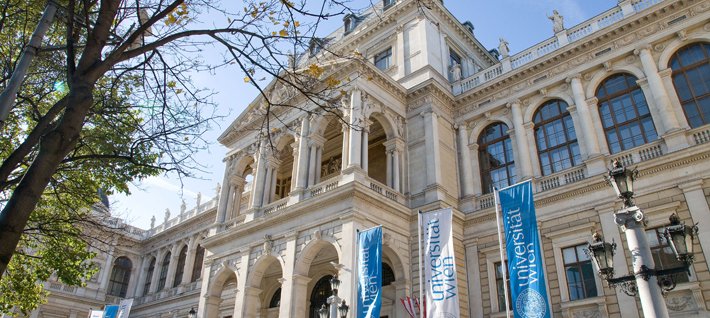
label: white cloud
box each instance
[143,176,198,197]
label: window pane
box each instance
[563,247,577,264]
[600,103,614,128]
[566,266,583,301]
[674,75,693,102]
[581,262,598,298]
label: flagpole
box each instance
[494,188,511,318]
[417,210,423,307]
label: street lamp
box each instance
[338,300,349,318]
[188,308,196,318]
[330,275,341,296]
[318,305,329,318]
[587,161,700,318]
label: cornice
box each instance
[406,80,455,118]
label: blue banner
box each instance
[499,181,551,318]
[103,306,119,318]
[357,226,382,318]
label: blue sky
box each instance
[110,0,622,229]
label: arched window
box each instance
[382,263,395,286]
[270,287,282,308]
[143,258,156,296]
[191,245,205,282]
[107,257,132,298]
[309,275,333,318]
[596,74,658,154]
[669,43,710,128]
[173,246,188,288]
[157,252,171,291]
[533,100,581,175]
[478,123,516,194]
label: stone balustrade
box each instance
[143,196,219,238]
[455,0,667,96]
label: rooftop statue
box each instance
[498,38,510,58]
[547,10,564,33]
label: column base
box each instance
[662,128,690,153]
[583,155,608,177]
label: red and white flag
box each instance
[400,297,418,318]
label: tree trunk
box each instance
[0,81,95,278]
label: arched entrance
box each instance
[309,275,333,318]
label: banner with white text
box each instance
[499,181,551,318]
[357,226,382,318]
[102,305,119,318]
[422,207,459,318]
[117,299,133,318]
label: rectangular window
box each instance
[647,228,690,283]
[494,262,512,312]
[562,244,597,300]
[375,48,392,71]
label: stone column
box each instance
[567,75,602,157]
[292,275,312,318]
[223,184,237,222]
[348,89,363,168]
[393,148,401,192]
[233,249,251,318]
[164,245,181,291]
[659,68,691,129]
[295,116,311,190]
[269,163,278,202]
[133,256,147,297]
[507,100,533,180]
[423,111,442,186]
[469,144,482,196]
[307,143,317,187]
[252,143,268,208]
[361,120,371,173]
[341,123,350,170]
[203,296,221,318]
[243,287,263,318]
[291,146,299,191]
[182,237,197,287]
[279,232,299,318]
[315,145,322,184]
[464,239,484,318]
[679,180,710,254]
[230,176,246,218]
[215,159,233,224]
[523,122,542,177]
[262,166,273,205]
[99,252,114,290]
[456,124,474,197]
[149,260,162,294]
[636,45,681,134]
[386,149,393,187]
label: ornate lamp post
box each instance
[338,300,350,318]
[587,162,699,318]
[325,276,349,318]
[187,308,196,318]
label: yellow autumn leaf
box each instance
[272,31,277,36]
[367,78,373,81]
[184,137,189,141]
[279,29,288,37]
[340,89,346,95]
[244,77,250,82]
[228,17,231,23]
[294,21,300,27]
[168,14,177,24]
[167,81,176,88]
[346,77,351,81]
[176,89,183,94]
[259,77,266,81]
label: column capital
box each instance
[468,143,480,151]
[307,134,327,147]
[566,105,578,113]
[505,99,522,108]
[678,179,705,192]
[658,68,673,78]
[633,44,653,55]
[565,73,582,83]
[292,274,312,284]
[244,286,262,296]
[506,129,516,137]
[523,122,535,130]
[230,175,247,187]
[585,97,598,105]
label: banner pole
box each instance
[494,188,511,318]
[417,210,423,307]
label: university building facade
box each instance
[15,0,710,317]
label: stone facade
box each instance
[11,0,710,318]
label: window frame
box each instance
[493,261,512,313]
[545,225,603,303]
[561,244,598,301]
[596,73,658,154]
[143,257,156,296]
[157,252,171,291]
[478,123,516,194]
[107,256,132,298]
[669,42,710,128]
[191,244,206,282]
[533,100,582,176]
[374,47,393,71]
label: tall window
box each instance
[173,246,188,287]
[670,43,710,128]
[309,275,333,318]
[143,258,156,296]
[494,262,511,312]
[382,263,396,286]
[534,100,581,175]
[479,123,516,194]
[563,245,597,300]
[597,74,658,154]
[375,48,392,71]
[647,228,690,283]
[191,245,205,282]
[107,257,132,298]
[157,252,171,291]
[270,287,282,308]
